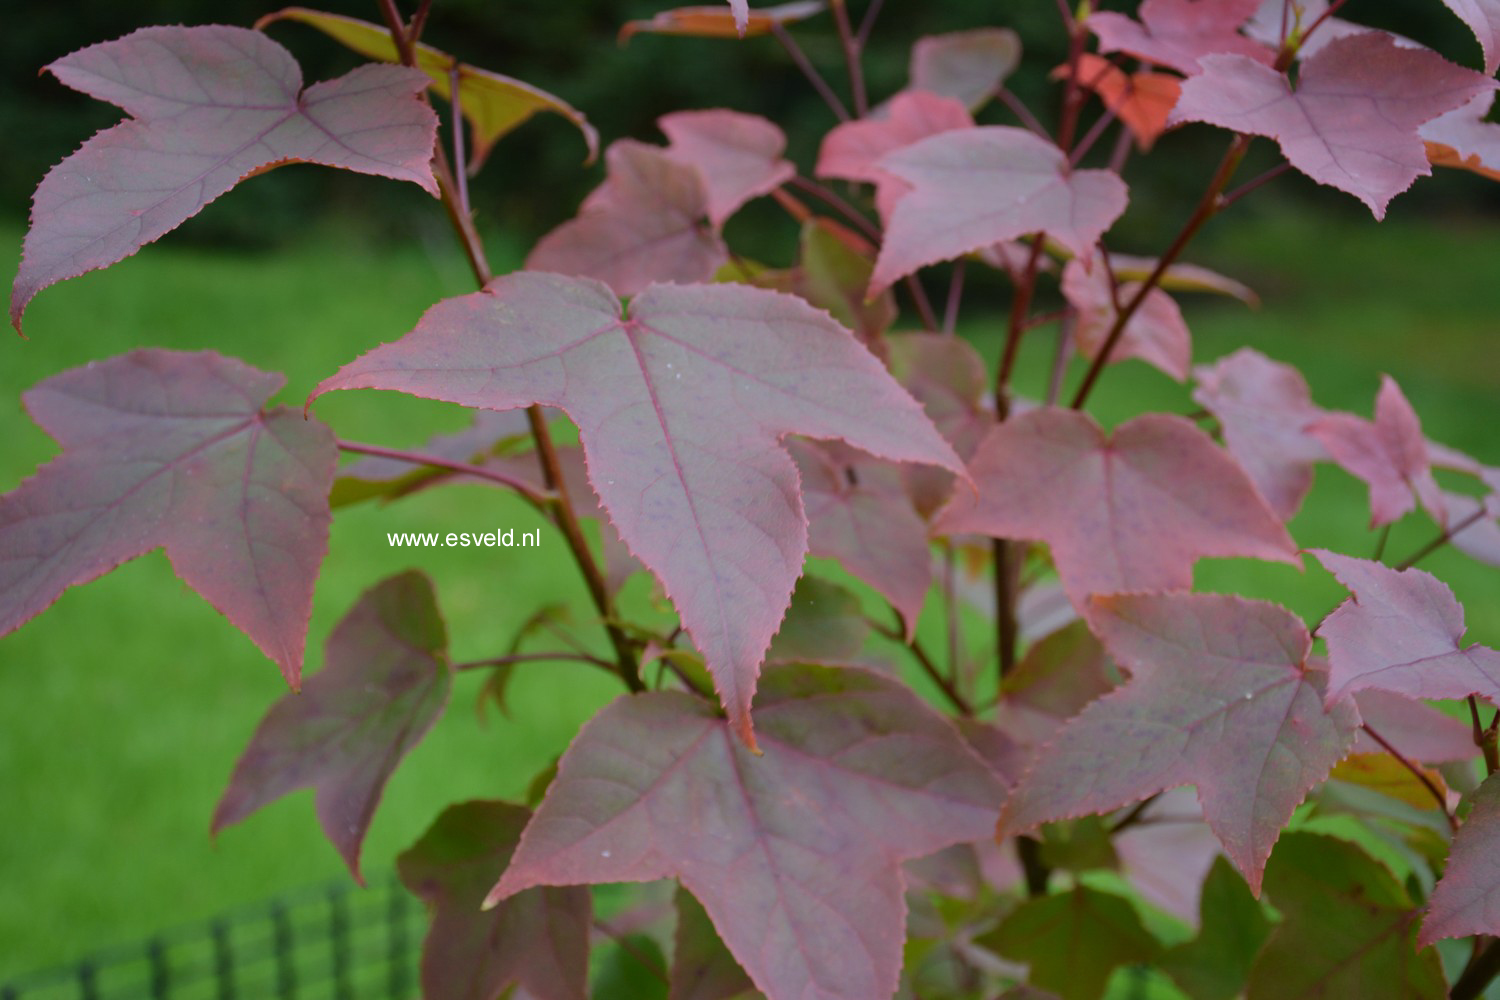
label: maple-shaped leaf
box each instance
[1089,0,1271,75]
[486,664,1005,1000]
[1160,856,1273,1000]
[1248,833,1444,999]
[311,273,962,743]
[1329,753,1450,811]
[1351,690,1477,764]
[1061,249,1191,381]
[1309,375,1446,527]
[870,127,1129,295]
[1111,788,1226,924]
[257,8,597,174]
[659,111,795,228]
[397,801,590,1000]
[885,333,991,517]
[12,25,438,329]
[934,409,1295,606]
[788,439,931,635]
[998,593,1360,893]
[906,28,1022,111]
[673,888,762,1000]
[980,886,1162,1000]
[214,571,450,881]
[1311,550,1500,705]
[816,90,974,224]
[1421,773,1500,945]
[1061,54,1181,149]
[620,1,824,42]
[0,350,334,684]
[1423,93,1500,182]
[1172,31,1494,218]
[528,140,727,296]
[1192,348,1326,521]
[1439,0,1500,74]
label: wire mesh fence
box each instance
[1,876,423,1000]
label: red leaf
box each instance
[906,28,1022,111]
[816,90,974,225]
[995,620,1119,749]
[998,593,1359,894]
[1088,0,1272,75]
[619,1,824,42]
[1424,93,1500,184]
[1351,690,1477,764]
[870,128,1128,295]
[12,26,438,329]
[486,664,1006,1000]
[1172,31,1494,218]
[1062,54,1182,149]
[660,110,795,228]
[398,801,591,1000]
[312,273,962,744]
[528,140,726,296]
[214,571,450,881]
[886,333,992,518]
[1311,550,1500,705]
[1308,375,1446,527]
[1421,773,1500,946]
[0,349,334,684]
[787,439,932,635]
[1192,348,1327,521]
[1440,0,1500,74]
[1061,249,1192,381]
[935,408,1295,606]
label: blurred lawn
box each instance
[1,200,1499,978]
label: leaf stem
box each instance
[1070,107,1121,167]
[855,0,886,49]
[447,66,471,209]
[1361,723,1456,831]
[454,651,618,673]
[943,260,966,335]
[376,0,643,694]
[1071,134,1252,409]
[1470,696,1500,776]
[830,0,869,117]
[996,87,1051,139]
[867,614,974,715]
[771,22,852,122]
[1395,507,1488,571]
[335,439,551,507]
[787,175,880,243]
[997,236,1048,419]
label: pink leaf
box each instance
[729,0,749,35]
[0,349,334,685]
[1421,774,1500,946]
[660,110,795,228]
[1061,250,1192,382]
[906,28,1022,111]
[816,90,974,225]
[398,801,591,1000]
[787,439,932,635]
[1192,348,1327,520]
[1440,0,1500,74]
[886,333,993,517]
[1446,492,1500,568]
[870,128,1128,295]
[1088,0,1272,75]
[934,408,1295,606]
[1308,375,1446,527]
[1172,31,1494,218]
[994,620,1119,749]
[527,140,727,296]
[12,26,438,329]
[487,664,1005,1000]
[1311,550,1500,705]
[311,273,962,744]
[1423,93,1500,182]
[998,593,1359,893]
[1351,690,1477,764]
[214,572,450,881]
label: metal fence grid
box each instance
[1,876,424,1000]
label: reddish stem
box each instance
[336,439,550,507]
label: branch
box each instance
[454,650,618,673]
[866,614,974,715]
[831,0,869,117]
[1451,938,1500,1000]
[771,22,852,122]
[376,0,643,693]
[1396,507,1488,571]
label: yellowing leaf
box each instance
[1329,754,1449,811]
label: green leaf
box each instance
[1160,856,1273,1000]
[1247,832,1445,1000]
[980,886,1162,1000]
[766,575,870,664]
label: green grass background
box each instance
[1,194,1498,979]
